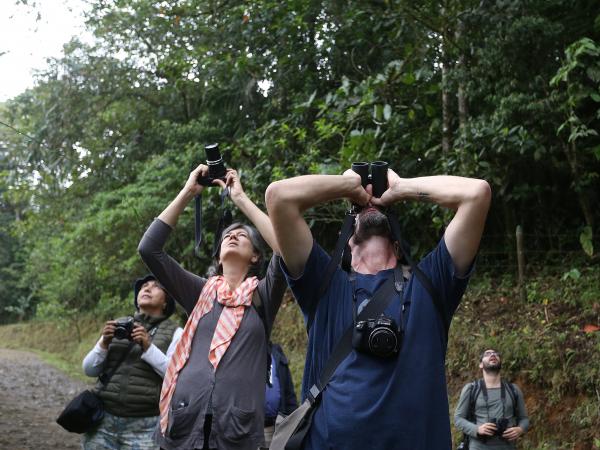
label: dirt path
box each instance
[0,348,90,450]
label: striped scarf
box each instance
[159,275,259,434]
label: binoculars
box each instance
[351,161,389,198]
[197,143,227,186]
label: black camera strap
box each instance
[480,379,518,423]
[307,211,356,330]
[316,264,403,391]
[212,187,233,258]
[313,209,448,339]
[385,210,450,340]
[194,188,232,259]
[194,194,203,257]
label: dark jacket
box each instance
[96,314,178,417]
[271,343,298,417]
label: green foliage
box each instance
[448,265,600,448]
[1,2,599,446]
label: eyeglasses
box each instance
[483,351,501,358]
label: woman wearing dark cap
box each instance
[82,275,183,449]
[138,165,287,450]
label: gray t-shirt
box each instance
[454,381,530,450]
[138,218,287,450]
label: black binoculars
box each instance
[351,161,389,198]
[197,143,227,186]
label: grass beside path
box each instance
[0,318,102,382]
[0,295,307,392]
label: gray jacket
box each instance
[138,219,287,450]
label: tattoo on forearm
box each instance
[417,192,432,201]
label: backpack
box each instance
[458,379,520,449]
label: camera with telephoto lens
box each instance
[197,143,227,186]
[352,314,402,358]
[351,161,389,199]
[114,316,135,340]
[491,417,509,437]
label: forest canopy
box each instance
[1,0,599,324]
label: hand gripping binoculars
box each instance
[351,161,389,198]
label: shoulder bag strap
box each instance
[308,265,402,404]
[97,341,136,390]
[286,270,400,449]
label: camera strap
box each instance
[194,194,203,257]
[313,208,448,339]
[306,211,356,329]
[212,187,233,258]
[385,210,450,340]
[313,265,402,393]
[194,188,232,259]
[480,379,507,422]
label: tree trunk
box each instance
[563,142,594,229]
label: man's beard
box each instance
[353,209,392,245]
[482,360,502,374]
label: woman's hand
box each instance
[214,168,246,204]
[158,163,211,227]
[131,324,151,352]
[100,320,116,349]
[184,164,210,197]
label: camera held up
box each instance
[197,143,227,186]
[114,316,135,340]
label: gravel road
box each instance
[0,348,90,450]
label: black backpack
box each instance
[458,379,520,449]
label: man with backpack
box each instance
[454,349,530,449]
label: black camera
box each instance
[352,314,402,358]
[491,417,509,436]
[113,316,135,340]
[351,161,389,198]
[197,143,227,186]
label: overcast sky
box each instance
[0,0,88,101]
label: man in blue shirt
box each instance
[265,167,491,450]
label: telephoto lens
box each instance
[204,143,227,181]
[197,143,227,186]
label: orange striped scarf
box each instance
[159,275,259,434]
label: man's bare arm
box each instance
[371,170,491,275]
[265,174,369,277]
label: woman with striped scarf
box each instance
[138,164,287,450]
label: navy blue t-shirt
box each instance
[281,238,471,450]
